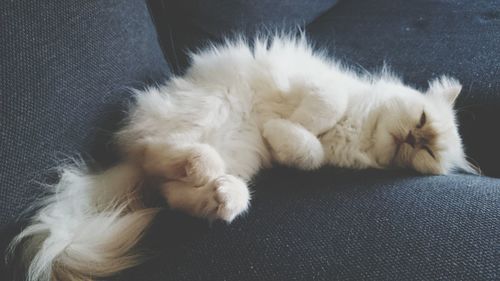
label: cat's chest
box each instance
[321,119,373,169]
[252,88,302,121]
[324,119,360,147]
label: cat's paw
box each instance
[211,175,251,222]
[262,119,325,170]
[183,144,226,186]
[161,175,250,222]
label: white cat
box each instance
[9,36,475,281]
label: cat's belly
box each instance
[202,106,271,181]
[135,85,272,180]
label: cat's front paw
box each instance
[262,118,325,170]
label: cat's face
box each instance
[371,77,473,174]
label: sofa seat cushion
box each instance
[120,169,500,281]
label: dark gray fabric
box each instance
[152,0,339,73]
[0,0,170,228]
[2,0,500,280]
[118,169,500,281]
[173,0,339,36]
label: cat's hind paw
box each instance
[161,175,250,222]
[212,175,251,222]
[183,144,226,186]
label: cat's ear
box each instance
[427,76,462,105]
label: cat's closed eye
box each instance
[423,145,435,159]
[417,111,426,128]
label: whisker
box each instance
[465,156,482,175]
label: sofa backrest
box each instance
[0,0,170,228]
[150,0,339,73]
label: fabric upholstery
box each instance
[1,0,499,280]
[151,0,339,73]
[0,0,170,228]
[118,169,500,281]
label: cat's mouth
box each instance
[390,132,409,164]
[391,142,402,164]
[390,131,416,165]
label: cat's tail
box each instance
[7,161,159,281]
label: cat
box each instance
[9,35,475,281]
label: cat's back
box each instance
[184,41,256,88]
[184,36,335,91]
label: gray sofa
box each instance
[1,0,499,280]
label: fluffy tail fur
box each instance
[7,162,159,281]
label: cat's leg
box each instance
[142,141,251,221]
[142,142,226,186]
[261,82,347,169]
[161,174,251,222]
[262,118,325,170]
[288,88,347,135]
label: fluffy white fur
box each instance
[10,35,475,280]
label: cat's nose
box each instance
[405,131,416,147]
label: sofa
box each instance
[1,0,499,280]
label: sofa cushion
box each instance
[119,169,500,281]
[153,0,339,73]
[0,0,170,228]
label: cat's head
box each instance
[370,76,476,175]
